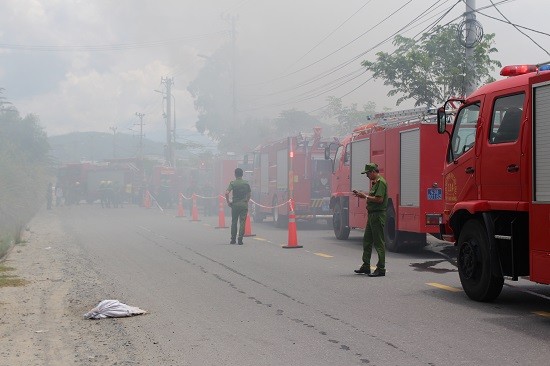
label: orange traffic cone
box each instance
[144,191,151,209]
[283,199,301,248]
[215,195,228,229]
[190,194,200,221]
[243,212,256,237]
[176,193,185,217]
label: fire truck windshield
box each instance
[449,103,480,162]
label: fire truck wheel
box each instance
[384,207,400,252]
[457,219,504,302]
[251,206,264,223]
[333,201,350,240]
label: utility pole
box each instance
[135,112,145,160]
[222,14,238,127]
[135,112,146,184]
[161,77,174,166]
[109,126,117,158]
[464,0,477,96]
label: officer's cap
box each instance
[361,163,379,174]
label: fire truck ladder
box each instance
[354,107,437,135]
[374,107,437,125]
[374,106,436,121]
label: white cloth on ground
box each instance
[84,299,147,319]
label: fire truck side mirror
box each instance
[437,107,447,134]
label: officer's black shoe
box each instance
[237,239,243,245]
[368,268,386,277]
[354,265,371,275]
[230,239,236,244]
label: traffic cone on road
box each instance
[215,195,228,229]
[243,212,256,237]
[190,194,200,222]
[283,199,302,248]
[144,191,152,209]
[176,193,185,217]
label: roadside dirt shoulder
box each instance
[0,209,142,365]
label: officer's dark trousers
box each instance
[362,211,386,270]
[231,202,248,240]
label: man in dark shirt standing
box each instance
[225,168,251,245]
[353,163,388,277]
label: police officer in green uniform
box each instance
[353,163,388,277]
[225,168,251,245]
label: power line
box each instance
[243,0,454,102]
[0,31,229,52]
[240,0,459,113]
[283,0,375,72]
[308,2,462,114]
[488,0,549,56]
[244,0,416,88]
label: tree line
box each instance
[0,89,51,258]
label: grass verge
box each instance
[0,264,27,287]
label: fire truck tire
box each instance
[457,219,504,302]
[333,201,350,240]
[384,207,400,252]
[251,205,264,223]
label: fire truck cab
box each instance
[437,64,550,301]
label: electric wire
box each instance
[242,0,453,104]
[244,0,454,101]
[482,1,550,56]
[244,0,415,88]
[240,0,460,113]
[304,0,550,113]
[308,2,462,114]
[0,31,229,52]
[283,0,375,72]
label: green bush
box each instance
[0,97,51,259]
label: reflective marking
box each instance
[533,311,550,318]
[427,283,462,292]
[254,237,267,241]
[314,252,333,258]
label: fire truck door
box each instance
[445,103,480,205]
[479,94,524,202]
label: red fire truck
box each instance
[57,160,137,203]
[148,165,178,208]
[436,64,550,301]
[327,108,448,252]
[213,158,239,196]
[251,128,333,227]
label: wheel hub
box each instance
[459,240,478,280]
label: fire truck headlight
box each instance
[425,214,443,226]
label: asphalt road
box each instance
[55,204,550,365]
